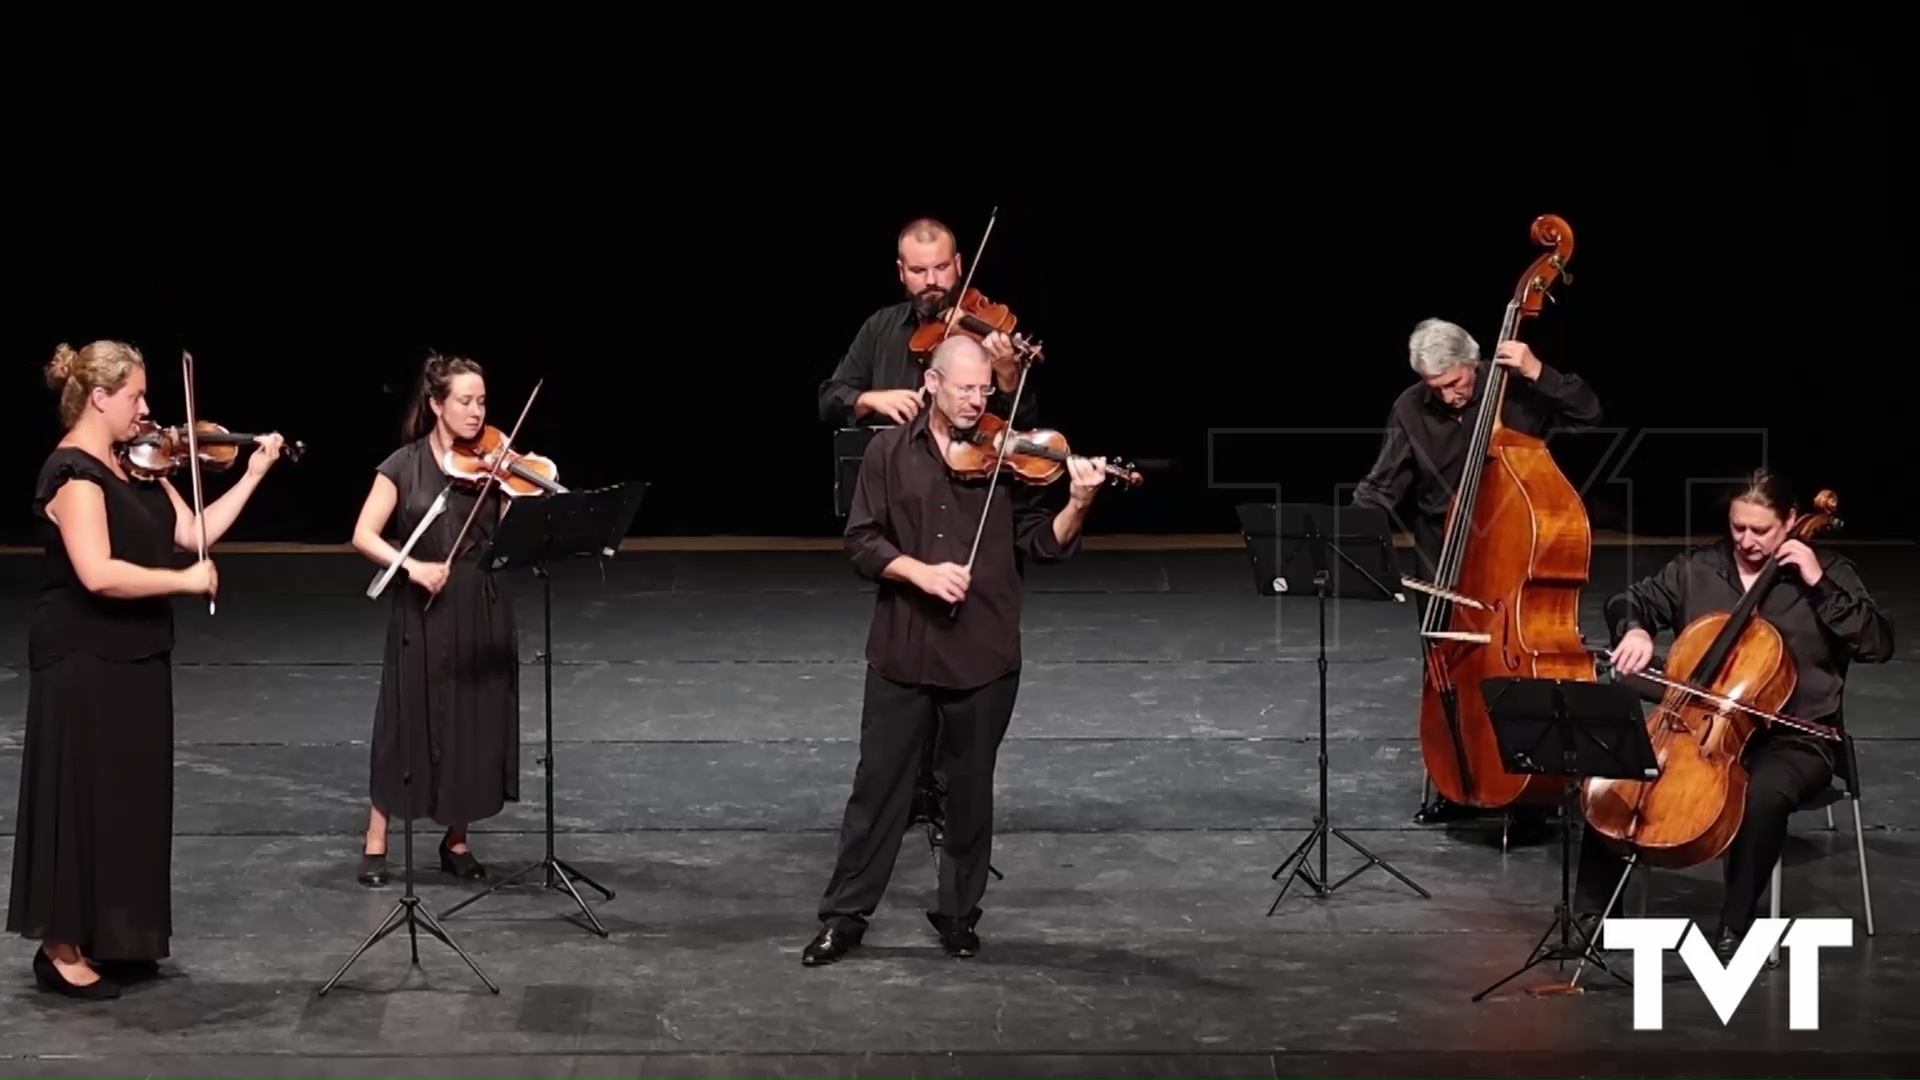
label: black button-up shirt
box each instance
[817,300,1042,429]
[1351,363,1603,564]
[844,408,1080,689]
[1605,538,1895,727]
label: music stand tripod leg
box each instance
[319,761,500,995]
[440,564,611,937]
[1474,677,1652,1000]
[1261,513,1428,913]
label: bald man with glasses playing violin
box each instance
[804,336,1105,966]
[818,217,1044,858]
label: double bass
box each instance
[1580,492,1846,869]
[1401,214,1592,812]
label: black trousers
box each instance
[818,666,1021,930]
[1575,730,1835,934]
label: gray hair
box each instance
[929,335,987,374]
[1407,318,1481,377]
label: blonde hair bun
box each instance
[45,343,79,389]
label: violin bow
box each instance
[941,206,1037,614]
[427,378,543,612]
[940,204,997,346]
[182,351,213,615]
[917,202,998,403]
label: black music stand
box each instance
[438,481,649,938]
[1471,675,1659,1002]
[1236,503,1430,911]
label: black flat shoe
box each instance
[440,839,485,880]
[33,950,120,1000]
[801,924,862,966]
[358,852,390,886]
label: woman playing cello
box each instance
[1575,470,1894,956]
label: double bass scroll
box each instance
[1403,214,1593,812]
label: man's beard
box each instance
[910,284,951,321]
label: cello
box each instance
[1580,492,1846,869]
[1401,214,1592,812]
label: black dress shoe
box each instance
[1414,794,1477,824]
[358,852,390,886]
[927,910,981,958]
[802,924,862,966]
[440,839,485,880]
[33,950,120,1000]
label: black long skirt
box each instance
[7,652,175,961]
[368,561,520,826]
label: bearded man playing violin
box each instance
[803,336,1107,966]
[817,217,1039,430]
[818,216,1044,856]
[1574,470,1894,959]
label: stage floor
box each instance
[1,543,1915,1077]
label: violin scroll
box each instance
[1515,213,1576,320]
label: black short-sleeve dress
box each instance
[8,447,180,962]
[368,437,520,826]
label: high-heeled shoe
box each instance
[33,949,120,1000]
[439,838,485,880]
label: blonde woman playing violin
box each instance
[10,341,284,999]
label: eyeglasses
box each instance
[934,374,996,399]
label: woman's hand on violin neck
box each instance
[1775,540,1824,586]
[1610,628,1656,675]
[245,433,287,478]
[1066,457,1108,507]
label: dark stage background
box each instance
[6,56,1901,545]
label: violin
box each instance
[1580,491,1845,870]
[121,418,306,481]
[942,412,1143,488]
[441,424,565,497]
[909,287,1045,364]
[1400,214,1592,814]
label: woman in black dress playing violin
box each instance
[349,353,521,885]
[9,340,285,999]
